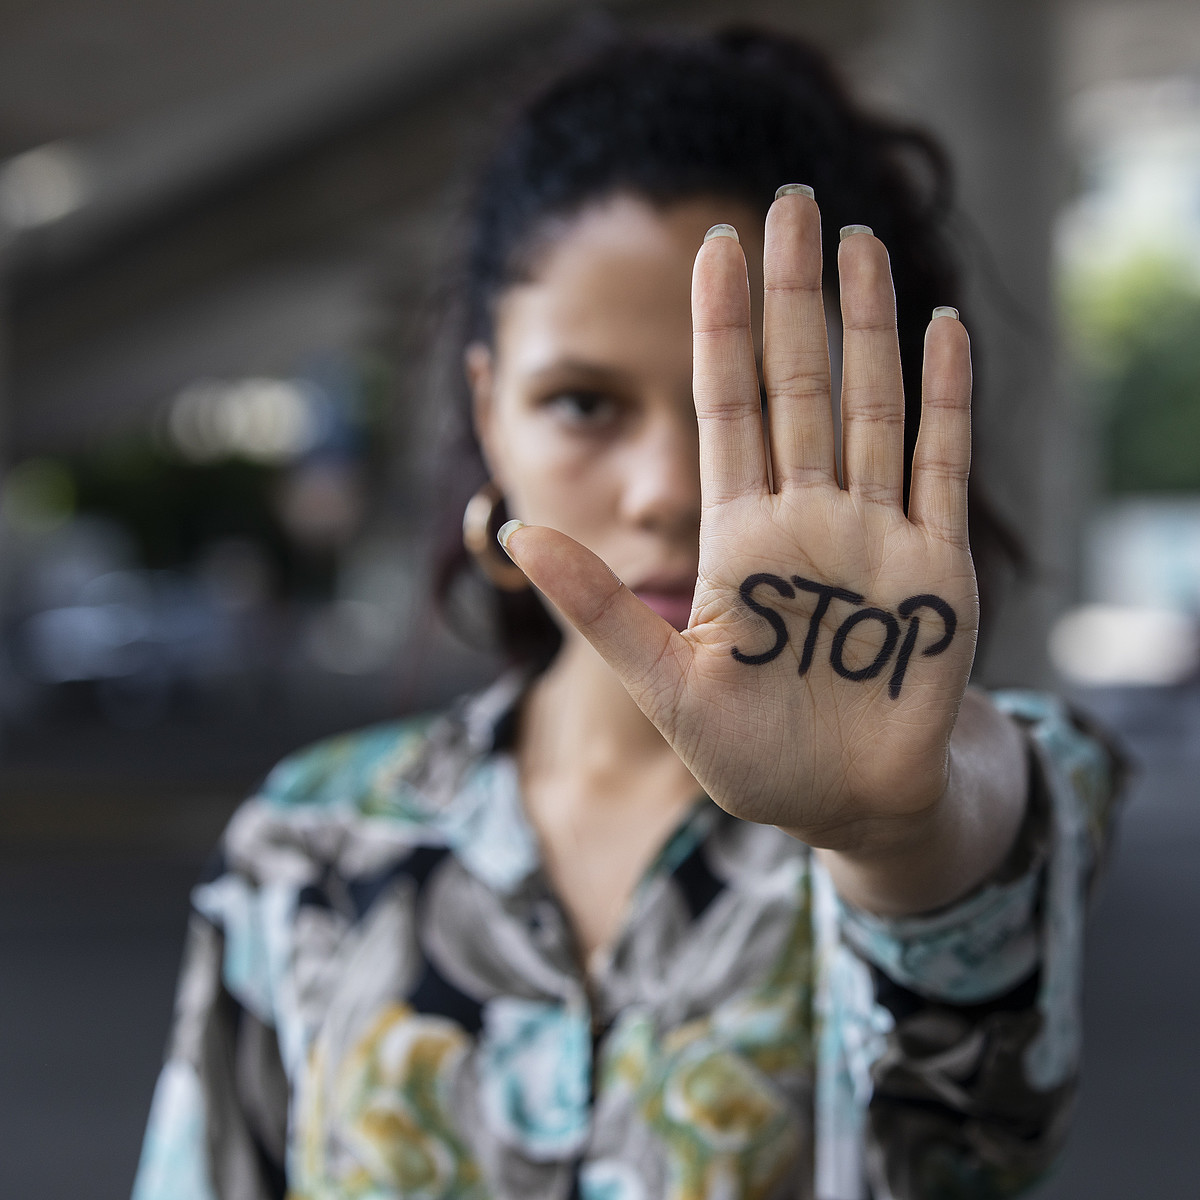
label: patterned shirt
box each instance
[132,675,1119,1200]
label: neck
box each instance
[514,634,702,967]
[520,635,682,786]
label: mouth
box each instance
[631,576,697,631]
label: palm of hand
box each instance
[504,194,978,845]
[682,488,977,835]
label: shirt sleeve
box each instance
[131,857,291,1200]
[811,691,1124,1200]
[130,713,445,1200]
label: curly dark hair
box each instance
[433,24,1019,668]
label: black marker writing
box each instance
[730,573,795,665]
[830,607,901,682]
[791,576,863,675]
[888,594,957,699]
[730,573,958,700]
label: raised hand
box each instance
[499,190,979,850]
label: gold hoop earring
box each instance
[463,482,529,592]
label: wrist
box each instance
[806,693,1029,916]
[778,755,954,859]
[809,768,969,916]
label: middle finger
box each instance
[763,186,837,489]
[838,227,905,508]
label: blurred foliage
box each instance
[32,354,397,598]
[1063,255,1200,493]
[69,441,307,585]
[2,457,77,535]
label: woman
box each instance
[134,28,1118,1200]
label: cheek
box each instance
[498,425,616,534]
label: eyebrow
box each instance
[523,359,637,388]
[523,355,767,391]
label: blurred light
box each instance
[221,378,318,462]
[305,600,396,674]
[1,458,76,535]
[1059,77,1200,279]
[276,460,364,547]
[1049,604,1200,686]
[166,377,319,464]
[1084,499,1200,613]
[0,142,89,230]
[166,381,225,462]
[21,601,150,684]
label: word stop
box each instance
[730,572,958,700]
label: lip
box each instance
[632,576,697,631]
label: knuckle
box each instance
[917,457,967,483]
[764,362,828,399]
[695,403,760,426]
[693,322,752,340]
[579,579,626,631]
[845,317,898,335]
[763,279,823,298]
[845,404,904,427]
[922,390,965,411]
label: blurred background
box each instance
[0,1,1197,1196]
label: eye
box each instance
[544,390,619,428]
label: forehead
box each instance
[492,193,764,375]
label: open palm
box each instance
[501,191,979,846]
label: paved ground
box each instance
[1,684,1197,1199]
[1026,685,1200,1199]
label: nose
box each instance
[618,403,702,537]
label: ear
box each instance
[465,341,506,489]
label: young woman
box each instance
[134,28,1119,1200]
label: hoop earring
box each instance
[463,482,529,592]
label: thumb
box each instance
[499,520,687,704]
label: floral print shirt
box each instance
[132,675,1119,1200]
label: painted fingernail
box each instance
[497,519,524,555]
[839,224,873,241]
[932,306,960,320]
[703,223,739,243]
[775,183,815,200]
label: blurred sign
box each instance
[1050,497,1200,685]
[1085,497,1200,612]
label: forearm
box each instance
[812,688,1028,916]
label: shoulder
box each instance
[211,673,530,887]
[255,712,445,817]
[197,713,450,909]
[256,670,528,817]
[989,687,1126,852]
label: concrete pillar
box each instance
[869,0,1068,687]
[0,233,11,762]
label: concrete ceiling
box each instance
[0,1,1194,266]
[2,0,1198,457]
[0,0,593,272]
[1,0,1195,186]
[0,0,573,156]
[0,0,882,454]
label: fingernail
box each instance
[497,519,524,555]
[839,224,873,241]
[703,223,739,243]
[775,183,815,200]
[932,306,960,320]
